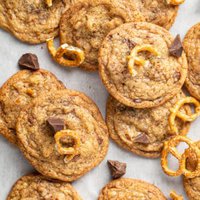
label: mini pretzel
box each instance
[169,97,200,134]
[127,45,159,76]
[166,0,185,5]
[54,130,80,156]
[170,191,183,200]
[161,135,200,178]
[46,38,85,67]
[46,0,52,7]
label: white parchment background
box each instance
[0,1,200,199]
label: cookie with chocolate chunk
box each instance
[183,23,200,100]
[99,22,188,108]
[59,0,144,71]
[98,178,166,199]
[106,91,190,158]
[0,69,65,144]
[7,174,82,200]
[183,141,200,200]
[133,0,179,29]
[0,0,71,44]
[16,89,109,182]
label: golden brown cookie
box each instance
[7,174,82,200]
[106,91,190,158]
[0,0,71,44]
[98,178,167,199]
[99,22,188,108]
[133,0,179,29]
[59,0,144,71]
[183,141,200,200]
[0,69,65,144]
[183,23,200,100]
[16,89,109,182]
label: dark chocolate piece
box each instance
[107,160,126,179]
[18,53,40,70]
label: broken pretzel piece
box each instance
[54,130,80,157]
[47,38,85,67]
[169,97,200,134]
[127,45,159,76]
[161,135,200,178]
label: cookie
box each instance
[106,91,190,158]
[183,141,200,200]
[99,22,188,108]
[16,89,109,182]
[7,174,82,200]
[98,178,166,199]
[0,0,71,44]
[133,0,179,29]
[183,23,200,100]
[59,0,144,71]
[0,69,65,144]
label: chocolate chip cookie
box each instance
[59,0,144,71]
[183,23,200,100]
[16,89,109,182]
[99,22,188,108]
[7,174,82,200]
[133,0,179,29]
[0,69,65,144]
[98,178,167,199]
[106,91,191,158]
[183,141,200,200]
[0,0,71,44]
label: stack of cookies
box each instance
[0,0,199,199]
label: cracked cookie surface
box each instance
[0,0,71,44]
[183,23,200,100]
[106,91,190,158]
[7,174,82,200]
[133,0,179,29]
[98,178,166,200]
[183,141,200,200]
[16,89,109,182]
[99,22,188,108]
[59,0,144,71]
[0,69,65,144]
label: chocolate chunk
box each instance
[134,133,150,144]
[97,137,103,145]
[169,34,183,58]
[123,38,136,49]
[18,53,40,70]
[173,72,181,82]
[47,117,65,133]
[107,160,126,179]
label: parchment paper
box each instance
[0,1,200,199]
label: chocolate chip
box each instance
[169,34,183,58]
[18,53,40,70]
[134,133,150,144]
[134,99,142,103]
[173,72,181,82]
[123,38,136,49]
[97,137,103,145]
[107,160,126,179]
[47,117,65,133]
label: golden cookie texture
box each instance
[0,69,65,145]
[7,174,82,200]
[99,22,188,108]
[0,0,72,44]
[184,23,200,100]
[60,0,144,71]
[106,92,190,158]
[16,89,109,182]
[98,178,167,200]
